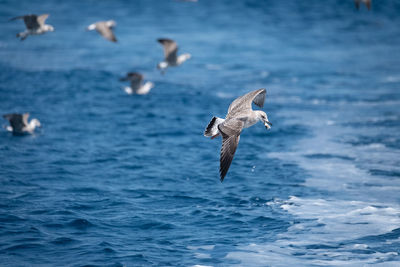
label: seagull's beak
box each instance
[264,120,272,130]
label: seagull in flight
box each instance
[86,20,117,43]
[3,113,41,135]
[157,38,191,73]
[204,89,272,181]
[120,72,154,95]
[10,14,54,41]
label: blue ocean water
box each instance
[1,0,400,266]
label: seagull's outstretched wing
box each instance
[10,15,40,30]
[158,38,178,63]
[3,113,26,132]
[96,22,117,42]
[128,73,143,89]
[37,14,49,26]
[218,119,244,181]
[227,88,266,116]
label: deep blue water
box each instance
[1,0,400,266]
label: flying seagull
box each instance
[86,20,117,42]
[354,0,371,10]
[157,38,191,73]
[3,113,41,135]
[10,14,54,41]
[120,72,154,95]
[204,88,272,181]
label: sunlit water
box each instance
[1,0,400,266]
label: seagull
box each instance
[204,88,272,181]
[157,38,191,73]
[354,0,371,10]
[120,72,154,95]
[3,113,41,135]
[86,20,117,43]
[10,14,54,41]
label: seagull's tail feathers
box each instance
[204,116,225,138]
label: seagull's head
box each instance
[106,20,117,28]
[45,25,55,32]
[30,118,41,128]
[257,111,272,130]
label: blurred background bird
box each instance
[3,113,41,135]
[86,20,117,42]
[157,38,191,74]
[10,14,54,41]
[120,72,154,95]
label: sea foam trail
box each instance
[227,196,400,266]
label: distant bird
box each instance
[3,113,41,135]
[157,38,191,73]
[354,0,371,10]
[120,72,154,95]
[86,20,117,43]
[204,89,272,181]
[10,14,54,41]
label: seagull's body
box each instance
[120,72,154,95]
[10,14,54,41]
[204,89,272,181]
[354,0,371,10]
[87,20,117,42]
[157,38,191,73]
[3,113,41,135]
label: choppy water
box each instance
[1,0,400,266]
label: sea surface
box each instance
[1,0,400,266]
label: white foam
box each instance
[227,196,400,266]
[228,97,400,265]
[194,253,211,259]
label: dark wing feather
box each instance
[24,15,40,30]
[219,134,240,181]
[218,119,243,181]
[128,73,143,89]
[158,38,178,62]
[3,113,26,131]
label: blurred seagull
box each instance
[120,72,154,95]
[86,20,117,43]
[10,14,54,41]
[3,113,41,135]
[157,38,191,73]
[204,88,272,181]
[354,0,371,10]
